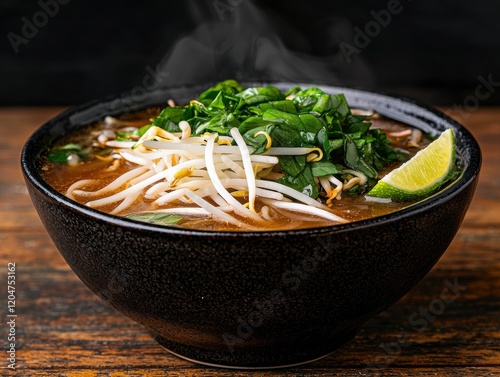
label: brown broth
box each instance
[41,109,431,231]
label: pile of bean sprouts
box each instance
[66,118,373,229]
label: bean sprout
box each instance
[69,120,349,228]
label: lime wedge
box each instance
[368,129,456,201]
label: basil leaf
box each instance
[311,94,333,115]
[343,119,371,135]
[298,114,324,133]
[344,136,377,178]
[157,106,185,124]
[310,161,339,177]
[298,113,324,144]
[329,138,344,151]
[284,86,301,97]
[236,86,284,105]
[278,155,306,177]
[241,124,276,154]
[207,91,228,111]
[263,109,302,129]
[197,79,244,105]
[142,80,403,199]
[292,87,325,111]
[258,100,297,113]
[126,212,183,226]
[270,124,302,147]
[194,112,240,135]
[330,94,350,121]
[54,143,81,151]
[238,116,270,135]
[150,118,179,133]
[47,144,88,164]
[277,165,318,199]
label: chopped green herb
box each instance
[47,143,89,164]
[140,80,402,198]
[51,81,403,200]
[125,212,183,226]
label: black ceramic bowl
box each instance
[21,83,481,369]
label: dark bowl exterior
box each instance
[21,83,481,368]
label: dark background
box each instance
[1,0,500,106]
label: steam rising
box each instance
[159,0,374,86]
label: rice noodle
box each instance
[66,179,99,200]
[111,190,142,214]
[119,151,152,166]
[128,169,158,187]
[105,141,135,148]
[74,167,148,197]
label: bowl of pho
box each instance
[21,81,481,368]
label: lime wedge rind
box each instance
[367,129,456,202]
[366,180,450,202]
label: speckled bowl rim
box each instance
[21,82,482,238]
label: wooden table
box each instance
[2,107,499,376]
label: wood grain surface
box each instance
[1,107,499,376]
